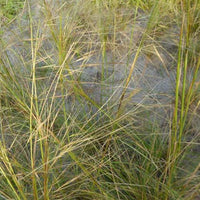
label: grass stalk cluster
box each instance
[0,0,199,199]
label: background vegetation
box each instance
[0,0,24,23]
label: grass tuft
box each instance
[0,0,199,199]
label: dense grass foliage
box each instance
[0,0,24,22]
[0,0,199,199]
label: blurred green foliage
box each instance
[0,0,24,21]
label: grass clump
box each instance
[0,0,199,199]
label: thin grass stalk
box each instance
[43,127,49,200]
[126,0,140,66]
[178,50,188,149]
[171,12,185,144]
[177,0,191,152]
[28,2,40,199]
[163,12,185,191]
